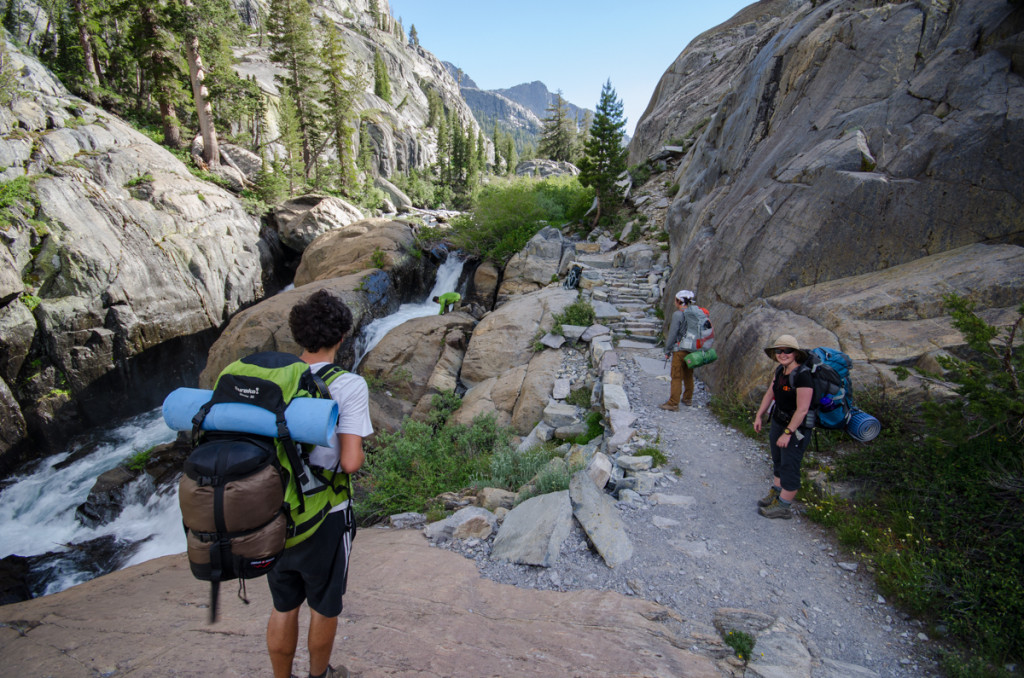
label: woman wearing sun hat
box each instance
[752,334,814,519]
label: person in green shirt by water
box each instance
[433,292,461,314]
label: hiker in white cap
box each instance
[660,289,703,410]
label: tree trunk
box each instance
[69,0,100,90]
[182,0,219,166]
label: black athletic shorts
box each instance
[267,506,356,618]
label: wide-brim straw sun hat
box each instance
[764,334,807,361]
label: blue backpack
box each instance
[786,347,854,430]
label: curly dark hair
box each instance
[289,289,354,352]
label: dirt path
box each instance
[458,346,943,677]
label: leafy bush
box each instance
[442,176,593,263]
[356,392,515,522]
[552,296,596,334]
[565,386,591,408]
[124,448,153,472]
[390,169,437,208]
[723,629,754,663]
[572,411,604,445]
[487,444,562,492]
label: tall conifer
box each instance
[266,0,322,178]
[539,90,575,162]
[578,79,628,215]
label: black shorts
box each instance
[267,506,356,618]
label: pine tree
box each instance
[502,135,517,175]
[0,38,15,105]
[578,79,628,215]
[408,23,418,48]
[134,0,188,149]
[373,50,391,104]
[319,24,360,192]
[426,87,442,128]
[266,0,323,178]
[3,0,20,36]
[275,84,304,194]
[538,90,575,163]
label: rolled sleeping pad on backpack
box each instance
[162,387,338,446]
[846,407,881,442]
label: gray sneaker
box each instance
[326,666,350,678]
[757,486,780,508]
[758,498,792,519]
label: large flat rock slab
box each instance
[0,529,720,678]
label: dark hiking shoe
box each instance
[659,402,677,411]
[758,499,792,519]
[757,486,780,508]
[326,665,350,678]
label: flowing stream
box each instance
[0,255,466,597]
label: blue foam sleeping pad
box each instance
[162,387,339,447]
[846,407,881,442]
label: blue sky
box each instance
[387,0,754,135]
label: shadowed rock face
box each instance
[631,0,1024,397]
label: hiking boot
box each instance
[758,498,792,519]
[326,665,350,678]
[757,486,780,508]
[659,402,677,411]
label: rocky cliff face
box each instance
[232,0,487,177]
[0,42,273,471]
[630,0,1024,397]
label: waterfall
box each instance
[352,253,466,366]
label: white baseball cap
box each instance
[675,290,695,302]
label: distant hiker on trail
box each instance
[266,289,373,678]
[752,334,813,520]
[660,290,703,409]
[433,291,461,315]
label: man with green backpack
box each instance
[266,289,373,678]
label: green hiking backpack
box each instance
[179,351,351,622]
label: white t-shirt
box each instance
[306,363,374,471]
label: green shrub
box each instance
[442,176,593,263]
[124,174,153,188]
[565,386,591,408]
[20,294,41,311]
[487,443,561,492]
[723,629,755,663]
[628,163,651,185]
[124,448,153,472]
[637,445,667,468]
[371,247,387,269]
[356,394,515,522]
[552,296,596,334]
[572,411,604,445]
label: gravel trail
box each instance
[438,347,943,677]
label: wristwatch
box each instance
[784,427,793,435]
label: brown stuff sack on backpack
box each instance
[178,433,287,621]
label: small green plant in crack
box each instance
[637,445,667,468]
[124,447,153,472]
[565,386,591,408]
[371,247,387,269]
[724,629,755,664]
[20,294,42,311]
[124,174,154,188]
